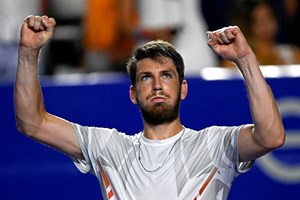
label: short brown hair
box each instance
[126,40,185,86]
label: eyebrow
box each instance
[137,69,176,77]
[160,69,177,76]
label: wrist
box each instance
[235,52,259,71]
[18,46,40,69]
[19,46,40,56]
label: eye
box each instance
[141,74,151,81]
[162,73,172,79]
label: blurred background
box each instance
[1,0,300,80]
[0,0,300,199]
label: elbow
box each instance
[272,123,286,149]
[274,127,286,149]
[16,122,24,134]
[16,117,26,134]
[15,117,40,138]
[15,110,48,138]
[265,127,286,150]
[254,125,286,151]
[16,120,32,137]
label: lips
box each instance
[150,96,167,103]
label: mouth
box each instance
[150,96,167,103]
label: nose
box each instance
[152,77,163,92]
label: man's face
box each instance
[130,57,187,125]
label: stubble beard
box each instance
[138,91,181,125]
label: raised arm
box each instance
[14,15,82,159]
[207,26,285,162]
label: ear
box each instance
[180,80,188,100]
[129,85,138,104]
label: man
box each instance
[14,15,285,199]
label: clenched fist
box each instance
[20,15,56,50]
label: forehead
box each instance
[136,57,177,73]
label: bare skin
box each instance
[14,16,285,165]
[14,15,82,159]
[207,26,285,161]
[129,57,188,140]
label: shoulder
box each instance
[186,125,241,135]
[71,123,139,144]
[184,125,243,142]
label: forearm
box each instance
[14,46,46,135]
[238,54,285,149]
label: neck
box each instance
[142,118,183,140]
